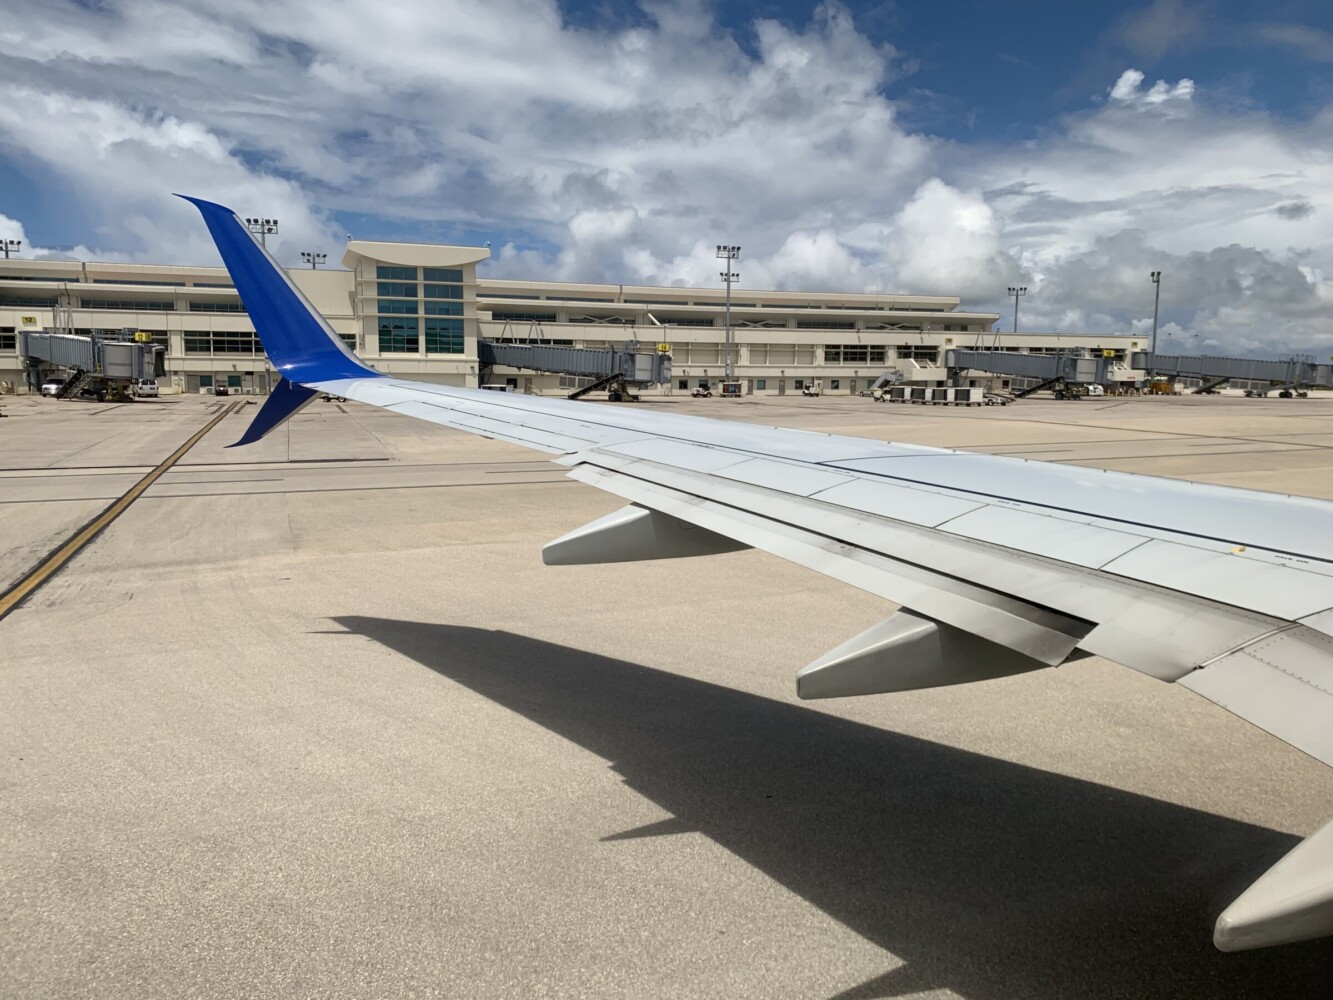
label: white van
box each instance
[133,378,159,398]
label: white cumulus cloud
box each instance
[0,2,1329,357]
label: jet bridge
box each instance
[1134,353,1333,393]
[478,339,671,401]
[945,349,1115,399]
[21,330,165,397]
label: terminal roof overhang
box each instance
[343,241,490,269]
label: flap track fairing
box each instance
[797,609,1052,699]
[543,503,751,566]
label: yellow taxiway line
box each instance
[0,401,241,622]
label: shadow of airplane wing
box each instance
[332,616,1333,999]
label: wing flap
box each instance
[1180,625,1333,768]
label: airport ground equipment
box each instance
[879,383,1006,405]
[864,370,906,397]
[184,192,1333,953]
[21,330,165,400]
[477,339,671,402]
[1134,352,1333,395]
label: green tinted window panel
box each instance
[424,268,463,283]
[377,266,417,281]
[377,282,418,298]
[378,317,419,353]
[424,300,462,316]
[425,318,464,354]
[376,299,417,314]
[424,284,463,300]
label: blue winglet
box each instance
[176,195,378,386]
[225,376,320,448]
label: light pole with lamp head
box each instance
[245,217,279,248]
[1149,271,1162,357]
[1,239,19,259]
[716,244,741,381]
[1007,285,1027,333]
[301,251,326,269]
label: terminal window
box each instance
[377,282,417,298]
[0,294,57,307]
[189,301,246,312]
[424,268,463,283]
[425,318,463,354]
[183,331,259,354]
[824,345,886,365]
[379,317,419,352]
[377,266,417,281]
[425,300,462,316]
[80,298,176,311]
[424,284,463,300]
[895,345,939,363]
[212,332,260,354]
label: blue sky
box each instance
[1,0,1332,354]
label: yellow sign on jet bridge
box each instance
[133,331,154,343]
[657,343,672,353]
[1102,350,1117,358]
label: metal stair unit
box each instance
[55,367,90,399]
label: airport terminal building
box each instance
[0,241,1144,395]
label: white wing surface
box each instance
[183,194,1333,953]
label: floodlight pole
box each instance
[1007,285,1027,334]
[1149,271,1162,357]
[1,239,20,259]
[716,244,741,380]
[301,251,326,269]
[245,217,280,248]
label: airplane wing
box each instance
[181,195,1333,952]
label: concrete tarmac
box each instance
[2,391,1332,998]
